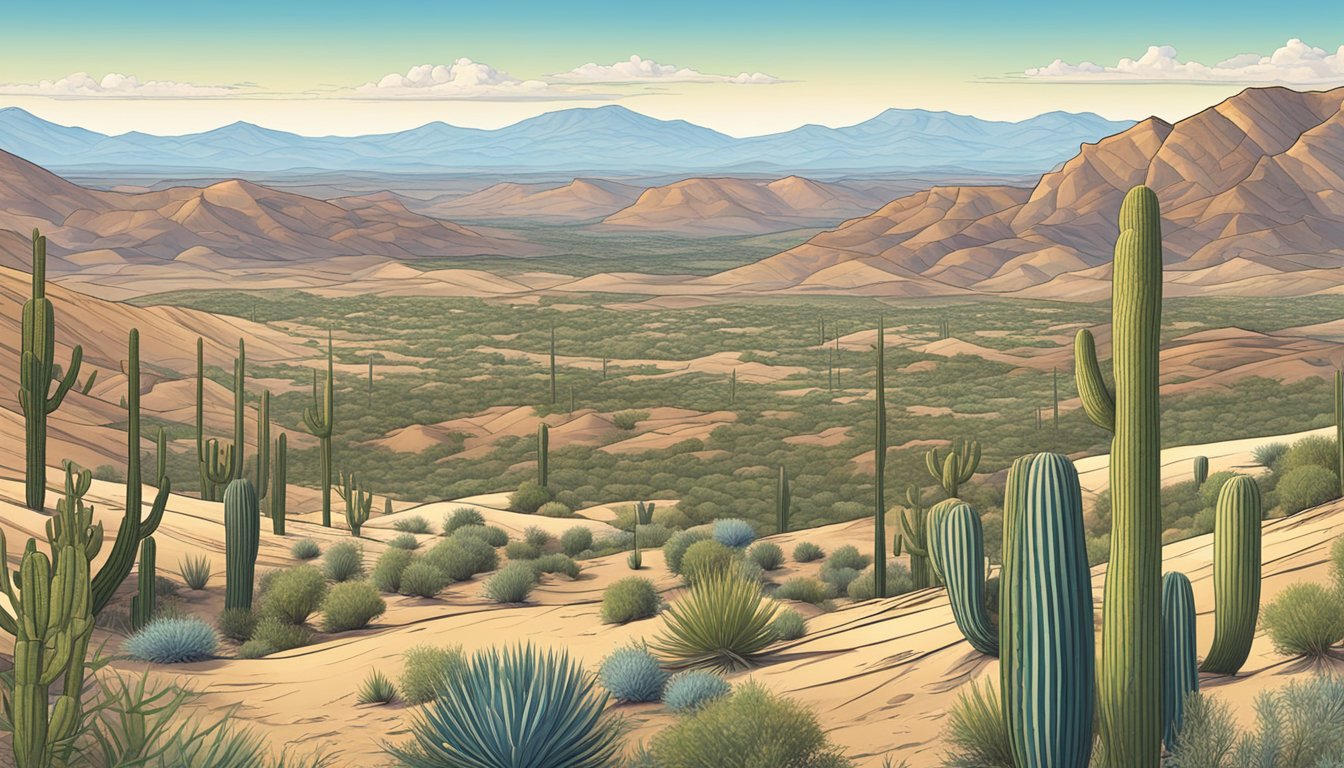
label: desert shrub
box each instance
[259,565,328,625]
[387,533,421,550]
[252,617,313,653]
[819,566,861,597]
[652,572,778,671]
[398,561,449,598]
[533,553,581,579]
[290,539,321,560]
[826,545,870,572]
[386,645,621,767]
[454,524,509,548]
[774,577,830,605]
[236,640,273,660]
[124,617,218,664]
[393,515,433,534]
[1253,441,1290,468]
[681,540,738,585]
[1281,435,1339,477]
[1172,676,1344,768]
[664,529,713,574]
[505,540,541,561]
[560,526,594,556]
[371,548,415,593]
[1276,465,1339,515]
[443,506,484,534]
[941,680,1014,768]
[634,523,674,549]
[602,577,660,624]
[323,542,365,582]
[400,644,467,705]
[356,670,398,705]
[508,481,552,514]
[1197,471,1238,509]
[847,562,915,601]
[712,519,757,548]
[537,501,575,518]
[320,581,386,632]
[612,410,649,430]
[216,607,257,642]
[179,555,211,590]
[662,670,731,713]
[771,609,807,641]
[483,562,537,603]
[748,542,784,571]
[599,645,668,703]
[1261,582,1344,657]
[423,536,498,581]
[792,542,824,563]
[523,525,552,548]
[648,682,850,767]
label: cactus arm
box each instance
[924,449,942,484]
[1073,329,1116,432]
[45,346,83,414]
[932,501,997,656]
[894,506,928,558]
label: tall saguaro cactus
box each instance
[224,478,260,611]
[304,332,335,527]
[20,229,84,511]
[1162,571,1198,753]
[925,439,981,497]
[894,486,933,589]
[549,324,558,405]
[1074,185,1165,767]
[270,433,288,536]
[232,339,246,480]
[1200,475,1262,674]
[337,470,373,536]
[130,538,157,631]
[1336,370,1343,496]
[255,389,270,508]
[1052,367,1060,429]
[537,422,550,488]
[776,466,791,534]
[872,318,888,599]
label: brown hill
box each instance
[419,178,643,223]
[701,86,1344,297]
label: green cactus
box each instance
[232,339,246,480]
[20,229,84,511]
[776,466,791,534]
[894,486,934,590]
[130,537,157,631]
[636,500,656,526]
[1162,571,1198,753]
[827,346,834,391]
[537,422,550,488]
[873,318,888,599]
[194,337,215,500]
[924,498,958,584]
[270,433,288,536]
[549,324,558,405]
[1193,455,1209,488]
[203,438,235,489]
[833,337,840,390]
[1074,185,1165,767]
[1004,453,1094,768]
[925,439,981,497]
[628,526,642,570]
[155,426,167,487]
[1200,475,1262,674]
[337,469,373,536]
[1336,370,1342,495]
[1052,367,1060,429]
[303,332,335,527]
[930,500,996,656]
[569,382,575,414]
[224,478,260,611]
[80,369,97,396]
[730,367,737,406]
[384,496,393,517]
[255,389,271,507]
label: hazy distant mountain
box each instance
[419,179,644,223]
[0,105,1133,175]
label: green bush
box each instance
[505,540,541,561]
[393,515,433,534]
[259,565,328,625]
[774,577,830,605]
[1281,435,1339,477]
[771,609,807,641]
[1332,536,1344,589]
[1276,465,1339,515]
[454,524,509,548]
[290,539,321,560]
[662,670,731,713]
[251,617,313,654]
[634,523,674,549]
[681,540,738,585]
[560,526,594,556]
[537,501,575,518]
[424,536,498,581]
[748,542,784,571]
[846,562,914,601]
[1197,471,1238,509]
[612,410,649,430]
[123,618,218,664]
[599,645,667,703]
[1171,676,1344,768]
[792,542,824,563]
[665,529,713,575]
[387,533,421,550]
[398,561,449,598]
[602,577,660,624]
[819,566,861,597]
[400,644,466,705]
[532,553,581,579]
[647,682,851,767]
[371,548,416,593]
[323,542,365,582]
[523,525,552,547]
[356,670,398,705]
[712,519,757,548]
[1261,582,1344,657]
[1253,441,1289,468]
[320,581,386,632]
[826,545,870,572]
[443,507,484,534]
[509,481,553,514]
[652,572,778,671]
[216,607,257,642]
[941,680,1013,768]
[483,562,537,603]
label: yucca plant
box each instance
[652,571,779,671]
[356,670,398,705]
[179,555,212,591]
[385,644,622,768]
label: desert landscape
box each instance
[5,12,1344,768]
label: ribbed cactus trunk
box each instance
[224,479,260,611]
[1200,475,1262,674]
[303,332,335,527]
[1193,456,1208,487]
[730,368,737,406]
[131,538,157,631]
[1336,370,1343,496]
[931,501,996,655]
[255,390,270,506]
[537,422,550,488]
[1075,185,1165,767]
[776,466,791,534]
[896,487,932,589]
[232,339,246,480]
[155,427,167,487]
[270,433,287,536]
[1005,453,1094,767]
[1052,367,1059,429]
[549,324,557,405]
[873,318,888,599]
[1161,572,1198,752]
[20,229,83,511]
[195,337,212,500]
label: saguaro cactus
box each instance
[337,469,373,536]
[1336,370,1343,496]
[1052,367,1060,429]
[20,229,84,511]
[873,318,888,599]
[255,389,270,507]
[776,466,791,534]
[270,433,288,535]
[730,368,737,405]
[925,439,981,497]
[203,438,235,490]
[1193,455,1209,488]
[894,486,934,589]
[304,332,335,527]
[537,422,550,488]
[232,339,246,480]
[224,479,260,611]
[930,500,996,656]
[1074,185,1165,767]
[80,369,98,395]
[1162,571,1198,753]
[549,324,558,405]
[1200,475,1262,674]
[155,427,167,487]
[1004,453,1094,767]
[131,538,157,631]
[636,500,656,526]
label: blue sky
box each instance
[1,0,1341,136]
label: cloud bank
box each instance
[551,55,778,84]
[1024,39,1344,84]
[0,72,239,98]
[351,59,555,100]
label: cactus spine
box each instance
[130,537,157,631]
[925,439,981,497]
[1193,455,1208,487]
[537,422,550,488]
[270,433,288,535]
[337,470,373,536]
[20,229,84,511]
[776,466,791,534]
[224,479,260,611]
[895,486,934,589]
[303,331,335,526]
[1005,453,1094,767]
[1161,571,1198,752]
[930,500,996,656]
[1074,185,1164,766]
[873,318,888,599]
[1200,475,1262,674]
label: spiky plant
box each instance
[651,571,778,671]
[356,670,397,705]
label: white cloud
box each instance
[550,55,779,84]
[350,59,556,100]
[0,72,239,98]
[1024,40,1344,84]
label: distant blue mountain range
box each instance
[0,105,1134,175]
